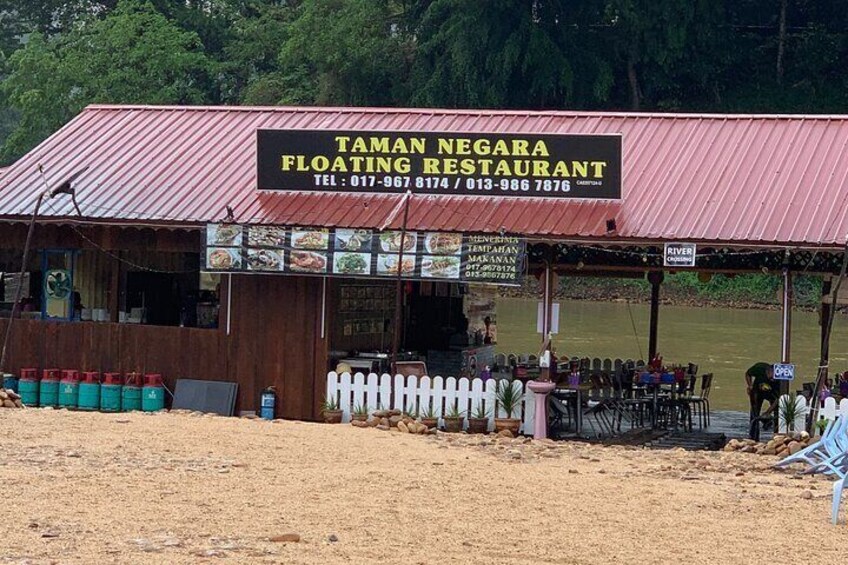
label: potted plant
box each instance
[778,393,799,433]
[442,404,465,433]
[815,418,829,437]
[420,404,438,429]
[467,402,490,434]
[352,403,369,422]
[403,402,419,420]
[494,379,524,435]
[322,395,343,424]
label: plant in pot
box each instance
[352,403,369,422]
[815,418,829,437]
[322,395,343,424]
[494,379,524,436]
[420,404,438,429]
[467,402,490,434]
[403,402,419,420]
[778,393,799,433]
[442,404,465,433]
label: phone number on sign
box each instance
[312,174,572,193]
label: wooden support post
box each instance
[647,271,664,360]
[108,255,120,324]
[820,278,832,367]
[780,268,792,397]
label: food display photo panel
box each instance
[248,226,287,248]
[333,252,372,276]
[379,231,417,253]
[289,250,328,273]
[246,249,285,272]
[207,223,243,247]
[206,247,243,270]
[334,229,373,252]
[421,255,461,279]
[376,254,416,276]
[424,232,462,255]
[291,228,330,250]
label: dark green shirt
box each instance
[747,362,775,396]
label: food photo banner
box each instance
[256,129,621,199]
[204,224,525,286]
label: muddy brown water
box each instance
[495,298,848,411]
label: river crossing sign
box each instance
[663,242,697,268]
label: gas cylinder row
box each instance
[14,369,165,412]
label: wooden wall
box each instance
[0,274,328,420]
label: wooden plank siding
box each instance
[0,274,329,420]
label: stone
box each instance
[723,445,735,452]
[350,420,368,428]
[800,431,810,441]
[773,435,786,444]
[388,415,402,427]
[2,399,15,408]
[14,399,22,408]
[376,424,390,431]
[508,451,522,460]
[380,417,390,427]
[7,390,20,400]
[41,531,59,538]
[787,441,803,455]
[800,490,813,500]
[763,446,777,456]
[328,534,339,543]
[269,533,300,543]
[568,469,579,473]
[373,410,389,418]
[194,549,226,558]
[740,446,757,453]
[497,429,514,439]
[366,417,380,427]
[0,390,7,400]
[397,421,409,433]
[388,409,402,416]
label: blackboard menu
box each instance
[204,224,525,286]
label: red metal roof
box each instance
[1,104,848,247]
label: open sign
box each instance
[773,363,795,381]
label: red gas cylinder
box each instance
[42,368,60,382]
[19,368,38,381]
[61,370,80,383]
[102,372,123,385]
[81,371,101,384]
[125,372,143,387]
[143,373,163,387]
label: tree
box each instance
[1,0,213,162]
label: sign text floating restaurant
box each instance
[257,129,622,199]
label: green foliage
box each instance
[495,379,524,419]
[1,0,213,161]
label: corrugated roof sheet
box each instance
[1,104,848,247]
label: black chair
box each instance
[688,373,713,427]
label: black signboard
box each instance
[257,129,621,199]
[663,242,697,268]
[205,224,525,286]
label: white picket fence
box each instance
[326,372,536,435]
[777,394,848,435]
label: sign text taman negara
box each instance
[256,129,622,199]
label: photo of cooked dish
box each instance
[421,255,461,279]
[207,223,242,246]
[335,229,372,252]
[376,254,416,276]
[248,226,286,248]
[424,232,463,255]
[246,249,284,271]
[289,250,328,273]
[206,247,242,270]
[333,252,371,275]
[379,231,417,253]
[291,228,329,250]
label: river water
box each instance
[495,298,848,411]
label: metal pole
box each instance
[647,271,664,360]
[0,193,45,373]
[779,268,792,400]
[390,191,412,372]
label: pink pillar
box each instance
[527,380,556,439]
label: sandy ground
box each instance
[0,409,843,565]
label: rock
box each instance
[194,549,226,558]
[366,417,380,427]
[800,490,813,500]
[328,534,339,543]
[7,389,20,400]
[568,469,579,473]
[380,417,389,427]
[788,441,803,455]
[376,424,390,431]
[723,445,735,452]
[427,427,437,434]
[397,421,409,433]
[508,450,522,460]
[373,410,389,418]
[350,420,368,428]
[800,431,810,441]
[14,399,22,408]
[41,531,59,538]
[269,533,300,543]
[763,446,777,456]
[773,435,786,444]
[740,446,757,453]
[776,448,789,458]
[0,390,7,400]
[735,471,745,477]
[2,399,15,408]
[388,409,402,416]
[497,429,514,439]
[388,415,402,427]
